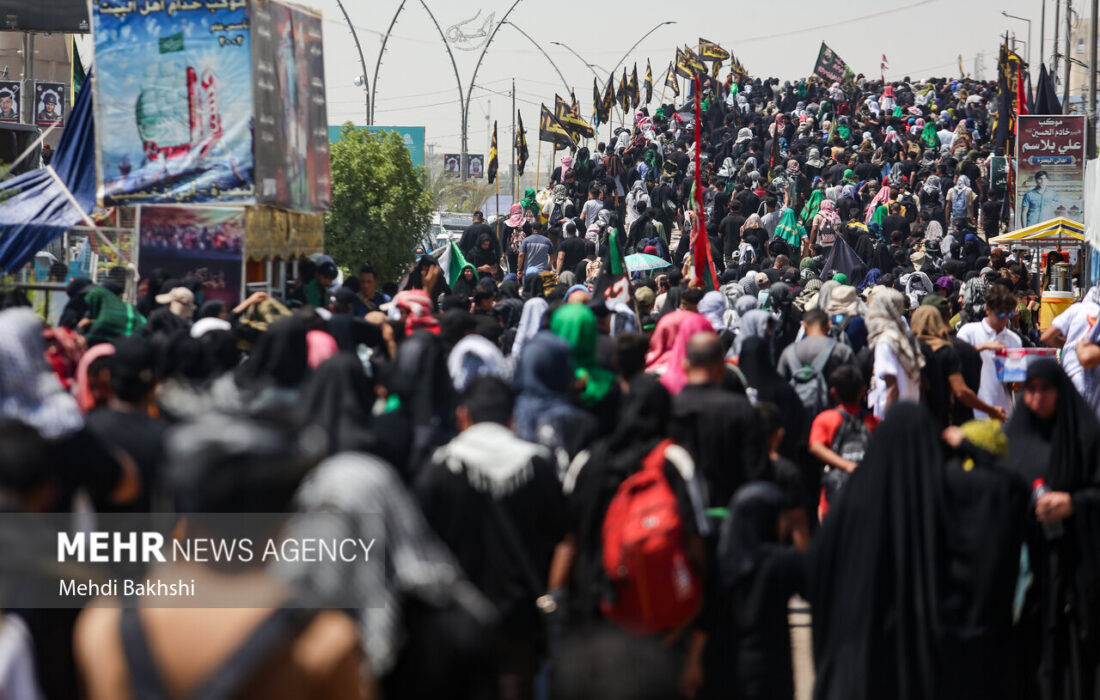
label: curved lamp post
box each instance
[420,0,523,179]
[334,0,370,124]
[505,22,572,94]
[370,0,408,125]
[609,20,676,76]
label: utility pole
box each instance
[1064,0,1072,111]
[1054,0,1061,78]
[1088,0,1097,153]
[1041,0,1047,69]
[21,33,33,125]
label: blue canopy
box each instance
[0,69,97,273]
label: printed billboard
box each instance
[92,0,254,206]
[1015,115,1086,229]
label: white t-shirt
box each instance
[957,319,1023,419]
[1051,298,1100,393]
[868,341,921,419]
[581,199,603,228]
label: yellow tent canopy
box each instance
[991,217,1085,247]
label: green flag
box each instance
[159,32,185,54]
[439,240,474,286]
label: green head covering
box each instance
[800,256,817,271]
[800,189,824,226]
[774,207,806,248]
[832,272,848,284]
[549,304,615,406]
[842,168,856,183]
[921,122,940,149]
[520,187,538,212]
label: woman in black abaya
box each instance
[737,336,805,462]
[809,403,1027,700]
[1004,360,1100,700]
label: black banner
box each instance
[812,42,853,84]
[250,0,331,213]
[3,0,89,32]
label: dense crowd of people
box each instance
[1,68,1099,700]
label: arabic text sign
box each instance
[1015,115,1086,229]
[92,0,254,206]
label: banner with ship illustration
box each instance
[250,0,330,213]
[92,0,255,206]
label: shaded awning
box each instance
[991,217,1085,247]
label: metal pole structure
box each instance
[1054,0,1061,78]
[21,33,32,125]
[463,0,524,181]
[1040,0,1046,69]
[511,78,516,201]
[420,0,523,181]
[609,21,676,77]
[504,22,572,94]
[1064,0,1072,111]
[334,0,371,124]
[1089,0,1097,154]
[551,41,609,79]
[1003,11,1033,65]
[419,1,466,177]
[370,0,408,125]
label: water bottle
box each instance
[1032,478,1064,540]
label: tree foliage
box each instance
[324,123,433,283]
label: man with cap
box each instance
[37,90,60,123]
[155,287,196,321]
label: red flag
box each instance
[692,76,718,291]
[1015,64,1029,126]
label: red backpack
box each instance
[600,439,702,634]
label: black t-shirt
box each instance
[85,407,167,513]
[919,341,962,429]
[721,214,746,258]
[558,236,588,273]
[734,190,760,219]
[55,427,124,512]
[881,215,909,239]
[951,338,983,426]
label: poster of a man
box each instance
[34,82,65,127]
[1020,170,1060,227]
[468,154,484,179]
[444,154,460,176]
[0,82,19,122]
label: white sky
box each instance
[310,0,1058,156]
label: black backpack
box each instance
[788,340,836,417]
[821,407,872,503]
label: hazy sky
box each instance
[313,0,1057,157]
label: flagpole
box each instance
[511,79,516,201]
[535,137,542,192]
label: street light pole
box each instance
[370,0,408,125]
[551,41,610,80]
[420,0,523,181]
[505,22,572,94]
[609,20,676,77]
[334,0,370,124]
[1003,10,1033,65]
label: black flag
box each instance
[515,110,529,175]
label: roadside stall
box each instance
[990,217,1088,329]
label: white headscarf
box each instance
[0,308,83,438]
